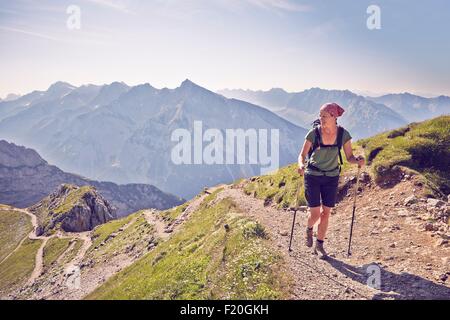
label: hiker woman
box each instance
[297,102,365,257]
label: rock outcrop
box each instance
[29,184,117,235]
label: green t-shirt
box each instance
[304,127,352,176]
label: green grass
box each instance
[158,202,189,223]
[52,185,93,214]
[86,194,289,300]
[43,238,72,269]
[243,164,306,209]
[0,209,33,262]
[90,213,136,251]
[358,115,450,195]
[0,238,42,294]
[88,211,156,262]
[60,239,83,265]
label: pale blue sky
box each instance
[1,0,449,98]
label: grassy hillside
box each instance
[59,239,83,265]
[0,238,42,293]
[87,210,156,264]
[43,238,72,269]
[0,207,33,262]
[158,202,189,223]
[242,163,306,209]
[87,190,290,300]
[358,115,450,196]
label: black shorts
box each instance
[304,173,339,208]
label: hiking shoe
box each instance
[305,227,313,247]
[314,240,328,259]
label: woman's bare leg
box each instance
[307,206,321,228]
[317,205,332,240]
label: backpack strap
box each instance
[336,126,344,166]
[307,126,321,159]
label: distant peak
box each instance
[99,82,129,92]
[48,81,76,91]
[268,88,288,94]
[109,81,129,87]
[304,87,355,96]
[132,83,152,89]
[303,87,325,93]
[180,78,196,87]
[127,83,156,94]
[3,93,21,101]
[179,79,212,93]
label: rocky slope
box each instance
[29,184,116,235]
[0,140,184,216]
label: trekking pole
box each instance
[347,164,361,256]
[288,178,302,252]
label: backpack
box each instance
[307,119,345,174]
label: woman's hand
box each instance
[297,163,305,176]
[356,155,365,167]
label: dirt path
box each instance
[3,209,93,290]
[67,232,92,268]
[6,208,50,286]
[215,185,375,299]
[44,216,138,300]
[0,208,39,265]
[27,237,50,286]
[153,184,225,235]
[143,210,170,240]
[214,178,450,300]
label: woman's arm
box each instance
[343,140,365,166]
[297,139,312,175]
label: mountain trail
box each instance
[1,208,94,296]
[213,171,450,299]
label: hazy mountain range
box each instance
[0,80,305,199]
[0,140,183,216]
[3,80,448,199]
[218,88,450,139]
[366,93,450,123]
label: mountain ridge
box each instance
[0,140,184,216]
[0,80,306,199]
